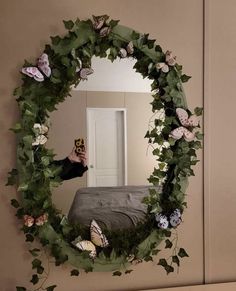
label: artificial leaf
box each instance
[172,255,180,266]
[10,123,22,133]
[30,274,39,285]
[165,264,174,274]
[37,266,44,274]
[113,271,122,276]
[46,286,57,291]
[163,229,172,237]
[32,258,42,269]
[194,107,203,116]
[165,239,173,249]
[63,20,74,30]
[181,74,191,82]
[17,183,29,192]
[6,169,18,186]
[11,199,20,208]
[178,248,189,258]
[157,258,168,267]
[144,255,153,262]
[50,36,61,45]
[125,269,133,274]
[71,269,80,276]
[25,234,34,242]
[196,132,204,140]
[152,249,161,255]
[84,266,93,273]
[29,248,40,257]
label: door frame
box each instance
[86,107,127,187]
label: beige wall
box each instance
[204,0,236,284]
[7,0,236,290]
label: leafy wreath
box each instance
[7,15,202,290]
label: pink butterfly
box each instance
[21,53,51,82]
[170,108,198,142]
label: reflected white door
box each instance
[87,108,126,187]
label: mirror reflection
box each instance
[47,57,157,225]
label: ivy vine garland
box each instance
[7,15,203,290]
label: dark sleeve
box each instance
[53,157,88,180]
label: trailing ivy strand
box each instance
[7,15,202,290]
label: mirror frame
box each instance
[7,15,202,288]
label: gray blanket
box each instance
[68,185,161,230]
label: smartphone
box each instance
[74,138,85,155]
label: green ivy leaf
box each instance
[63,20,74,30]
[17,183,29,192]
[157,258,168,267]
[165,239,173,249]
[172,255,180,266]
[71,269,80,276]
[152,249,161,255]
[181,74,191,82]
[194,107,203,116]
[178,248,189,258]
[13,87,22,96]
[32,258,42,269]
[165,264,174,274]
[113,271,122,276]
[37,266,44,274]
[46,286,57,291]
[50,36,61,45]
[163,229,172,237]
[6,168,18,186]
[109,19,120,28]
[125,269,133,274]
[11,199,20,208]
[29,248,40,257]
[144,255,153,262]
[30,274,39,285]
[10,123,22,133]
[84,266,93,273]
[25,234,34,242]
[195,132,204,140]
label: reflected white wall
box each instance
[74,57,152,92]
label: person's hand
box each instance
[68,147,87,166]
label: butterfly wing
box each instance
[176,108,190,126]
[37,53,51,77]
[182,127,195,142]
[74,240,97,258]
[90,219,109,248]
[21,67,44,82]
[186,115,199,127]
[170,126,185,140]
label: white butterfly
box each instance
[21,53,51,82]
[74,240,97,259]
[32,123,49,146]
[72,219,109,259]
[169,209,182,227]
[32,135,47,146]
[170,108,198,142]
[155,214,169,229]
[90,219,109,248]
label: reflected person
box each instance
[54,147,88,180]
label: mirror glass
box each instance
[47,56,157,215]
